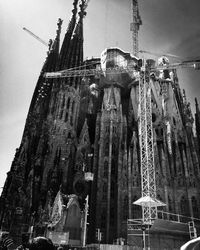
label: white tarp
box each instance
[133,196,166,207]
[49,190,63,227]
[47,231,69,245]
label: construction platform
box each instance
[127,211,200,250]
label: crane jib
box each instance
[44,59,200,79]
[44,66,138,78]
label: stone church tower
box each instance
[0,0,200,247]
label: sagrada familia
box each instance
[1,0,200,249]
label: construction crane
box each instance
[130,0,142,57]
[43,57,200,228]
[44,58,200,78]
[33,0,200,241]
[139,50,182,60]
[23,27,49,47]
[43,0,200,233]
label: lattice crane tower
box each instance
[131,0,162,225]
[130,0,142,57]
[137,64,158,225]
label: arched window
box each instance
[180,196,187,216]
[113,126,117,134]
[110,205,115,224]
[112,143,116,155]
[105,142,109,156]
[168,196,173,213]
[101,208,106,228]
[111,181,115,198]
[123,196,128,220]
[191,196,199,218]
[132,196,141,219]
[173,117,176,126]
[67,98,70,109]
[70,114,73,125]
[65,111,68,122]
[111,159,115,174]
[59,110,63,119]
[103,183,107,192]
[71,101,75,114]
[103,161,108,177]
[47,169,53,187]
[102,183,107,201]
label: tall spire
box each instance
[195,98,200,152]
[45,18,63,72]
[195,97,200,114]
[59,0,79,69]
[182,90,194,126]
[27,18,63,117]
[65,0,86,70]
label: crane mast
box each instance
[138,64,157,224]
[130,0,142,57]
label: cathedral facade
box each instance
[1,0,200,247]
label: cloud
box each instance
[170,31,200,58]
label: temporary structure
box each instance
[180,236,200,250]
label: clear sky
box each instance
[0,0,200,190]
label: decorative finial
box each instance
[72,0,78,15]
[56,18,63,37]
[48,39,53,51]
[79,0,87,18]
[57,18,63,29]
